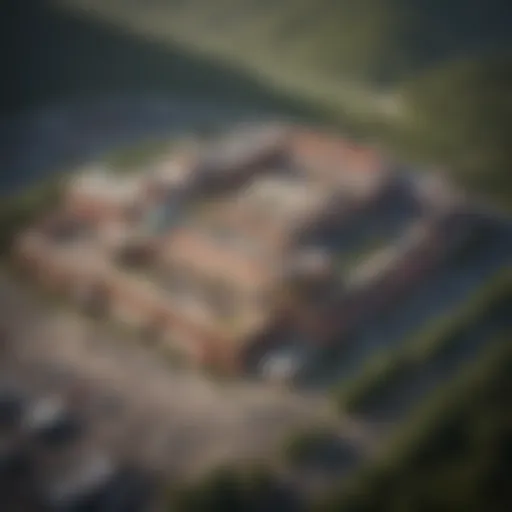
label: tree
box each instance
[399,54,512,208]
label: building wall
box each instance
[161,230,273,297]
[104,271,242,371]
[330,221,444,340]
[64,191,126,223]
[14,227,246,372]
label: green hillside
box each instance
[5,0,512,207]
[56,0,512,208]
[398,54,512,209]
[59,0,512,81]
[318,333,512,512]
[2,0,322,119]
[58,0,512,111]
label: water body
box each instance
[0,95,288,196]
[3,0,322,195]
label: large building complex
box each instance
[14,123,478,377]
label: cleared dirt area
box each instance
[0,273,337,482]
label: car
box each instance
[23,396,83,448]
[259,346,309,384]
[0,389,25,432]
[46,460,153,512]
[81,467,154,512]
[0,442,32,482]
[44,452,118,512]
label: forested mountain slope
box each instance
[4,0,512,208]
[60,0,512,86]
[2,0,320,118]
[58,0,512,207]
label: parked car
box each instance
[259,342,311,383]
[47,461,153,512]
[23,396,83,448]
[80,467,154,512]
[44,451,117,512]
[0,442,32,481]
[0,388,25,432]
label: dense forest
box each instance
[397,54,512,208]
[318,332,512,512]
[59,0,512,85]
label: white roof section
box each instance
[68,167,144,205]
[149,151,196,188]
[242,175,327,220]
[348,221,430,289]
[201,123,287,171]
[23,395,66,432]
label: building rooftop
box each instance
[346,220,433,291]
[194,123,289,176]
[18,123,440,371]
[68,168,145,206]
[242,175,327,217]
[289,128,387,196]
[148,149,197,189]
[160,229,273,293]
